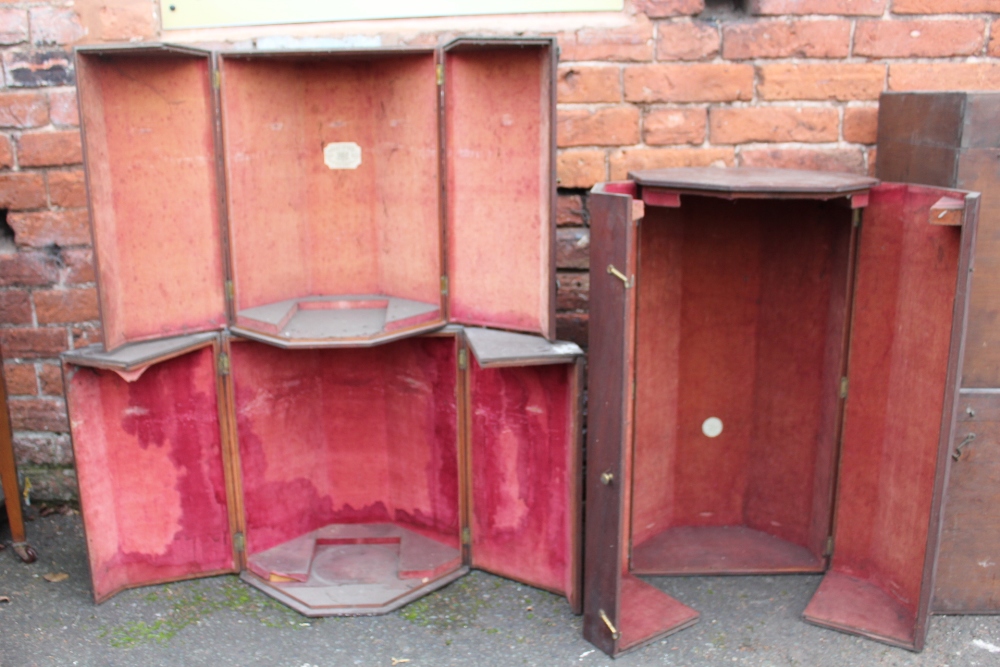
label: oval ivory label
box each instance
[702,417,723,438]
[324,142,362,170]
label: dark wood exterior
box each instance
[876,92,1000,614]
[586,167,978,656]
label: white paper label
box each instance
[702,417,723,438]
[324,142,362,170]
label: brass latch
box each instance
[824,535,834,557]
[607,264,632,288]
[233,532,245,553]
[600,471,614,486]
[458,348,468,370]
[436,64,444,85]
[839,376,848,399]
[461,526,471,545]
[599,609,621,640]
[217,353,230,376]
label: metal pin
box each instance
[607,264,632,288]
[599,609,621,640]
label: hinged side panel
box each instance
[77,47,227,351]
[804,184,978,650]
[443,38,556,339]
[466,351,582,611]
[583,185,698,657]
[65,341,235,602]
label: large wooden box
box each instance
[76,40,556,351]
[584,168,978,656]
[65,327,583,612]
[66,39,583,617]
[876,92,1000,614]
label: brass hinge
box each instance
[224,280,235,300]
[213,69,221,90]
[217,352,230,376]
[461,526,471,545]
[436,64,444,85]
[839,376,848,399]
[233,532,245,553]
[824,535,834,557]
[441,275,449,296]
[852,209,861,228]
[458,348,468,370]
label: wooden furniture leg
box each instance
[0,356,36,563]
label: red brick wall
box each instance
[3,0,1000,500]
[0,3,92,501]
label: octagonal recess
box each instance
[241,523,465,616]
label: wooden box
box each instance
[64,327,583,613]
[76,40,556,351]
[66,39,583,617]
[876,92,1000,614]
[584,168,979,655]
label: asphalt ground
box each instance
[2,511,1000,667]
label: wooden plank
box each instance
[955,148,1000,387]
[582,186,633,657]
[631,167,877,197]
[584,184,698,657]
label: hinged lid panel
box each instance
[443,38,555,339]
[804,183,978,650]
[77,45,227,351]
[65,338,235,600]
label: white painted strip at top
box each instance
[161,0,624,31]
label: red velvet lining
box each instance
[77,54,226,350]
[822,184,961,635]
[468,359,573,596]
[221,54,441,312]
[445,47,551,337]
[231,338,460,556]
[631,198,850,566]
[67,347,233,600]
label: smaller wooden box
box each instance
[584,168,978,656]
